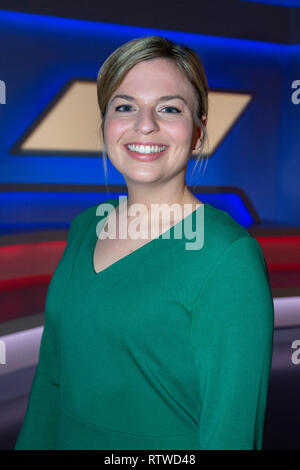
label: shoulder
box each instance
[67,198,118,239]
[203,203,250,242]
[189,203,265,278]
[201,204,268,290]
[191,206,273,331]
[201,203,260,254]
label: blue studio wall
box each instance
[0,9,299,226]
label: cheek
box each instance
[166,121,194,146]
[104,118,128,143]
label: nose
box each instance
[133,108,160,134]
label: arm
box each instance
[14,311,60,449]
[190,235,274,450]
[14,215,81,450]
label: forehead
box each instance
[115,58,194,101]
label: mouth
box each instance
[124,143,168,162]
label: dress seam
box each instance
[60,404,199,439]
[189,235,253,422]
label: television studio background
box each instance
[0,0,299,450]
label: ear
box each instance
[192,115,207,152]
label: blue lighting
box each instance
[0,191,255,234]
[0,8,299,227]
[240,0,300,6]
[196,193,255,227]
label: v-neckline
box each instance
[91,197,207,279]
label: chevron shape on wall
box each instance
[12,79,252,157]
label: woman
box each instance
[14,35,274,450]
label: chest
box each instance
[93,231,153,275]
[93,207,190,275]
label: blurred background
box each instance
[0,0,299,450]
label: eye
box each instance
[115,105,133,112]
[161,106,181,113]
[114,104,181,113]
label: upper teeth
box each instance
[127,144,166,154]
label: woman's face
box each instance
[103,58,202,185]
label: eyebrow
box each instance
[110,94,188,106]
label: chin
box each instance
[124,170,163,184]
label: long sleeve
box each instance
[190,235,274,450]
[14,215,82,450]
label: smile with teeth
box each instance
[127,144,166,154]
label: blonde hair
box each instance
[96,35,209,193]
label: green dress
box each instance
[14,198,274,450]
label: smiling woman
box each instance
[97,36,209,195]
[14,36,274,451]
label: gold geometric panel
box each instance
[200,91,252,155]
[19,80,252,156]
[20,81,101,152]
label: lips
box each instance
[124,144,168,162]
